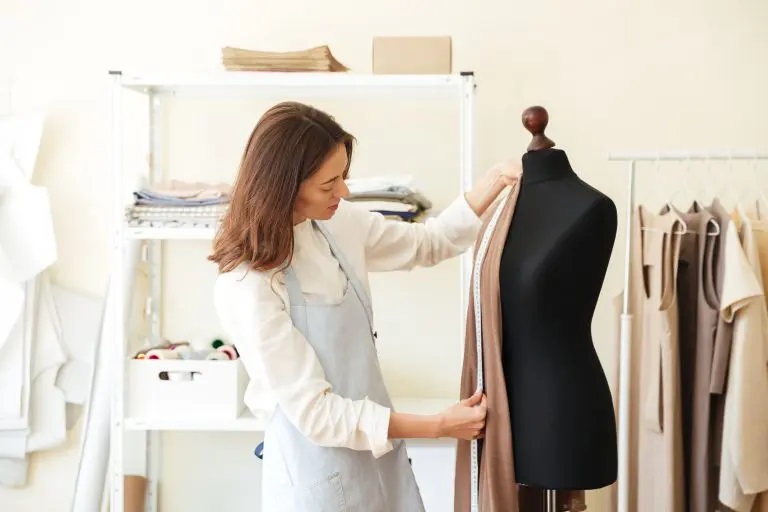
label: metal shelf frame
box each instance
[109,69,476,512]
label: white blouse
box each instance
[213,195,481,458]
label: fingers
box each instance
[467,430,485,441]
[473,394,488,422]
[462,391,483,407]
[472,395,487,440]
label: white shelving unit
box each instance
[109,69,476,512]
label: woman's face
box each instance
[294,143,350,223]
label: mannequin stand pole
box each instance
[546,489,556,512]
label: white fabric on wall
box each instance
[25,273,67,454]
[52,285,104,429]
[0,109,113,498]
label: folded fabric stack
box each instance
[345,176,432,222]
[221,45,349,72]
[125,180,231,229]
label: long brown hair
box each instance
[208,101,355,273]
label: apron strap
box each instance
[282,267,309,333]
[313,220,376,337]
[282,266,305,305]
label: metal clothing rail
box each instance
[608,151,768,512]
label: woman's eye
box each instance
[321,187,333,192]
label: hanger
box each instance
[728,152,753,224]
[642,153,688,236]
[665,157,687,209]
[660,153,689,235]
[689,157,720,236]
[702,156,719,204]
[749,155,768,220]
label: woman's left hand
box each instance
[464,158,522,216]
[490,158,522,187]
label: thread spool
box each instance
[217,345,237,360]
[145,349,180,360]
[211,339,225,350]
[205,351,228,361]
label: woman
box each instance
[210,101,519,511]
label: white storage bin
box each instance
[126,358,248,422]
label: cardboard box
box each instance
[372,36,452,74]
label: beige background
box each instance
[2,0,768,510]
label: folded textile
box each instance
[125,203,228,229]
[344,176,433,211]
[347,200,418,213]
[346,192,432,211]
[134,180,231,207]
[133,193,228,207]
[143,180,231,199]
[129,204,229,214]
[378,211,422,222]
[344,175,415,194]
[126,218,221,230]
[221,45,349,72]
[126,204,228,220]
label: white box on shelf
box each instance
[126,359,248,423]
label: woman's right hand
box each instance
[436,391,487,440]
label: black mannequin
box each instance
[499,107,618,491]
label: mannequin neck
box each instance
[521,149,576,186]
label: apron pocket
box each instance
[300,471,347,512]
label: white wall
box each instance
[2,0,768,511]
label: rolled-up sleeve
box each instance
[214,271,393,458]
[357,194,482,272]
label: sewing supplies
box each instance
[132,340,190,359]
[145,348,180,360]
[217,345,237,360]
[212,338,239,358]
[131,338,239,361]
[171,344,193,358]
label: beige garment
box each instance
[454,178,586,512]
[717,210,768,512]
[639,206,686,512]
[613,206,685,512]
[687,200,729,512]
[661,205,718,512]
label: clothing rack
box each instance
[607,151,768,512]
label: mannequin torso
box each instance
[499,148,618,490]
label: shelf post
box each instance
[145,90,163,512]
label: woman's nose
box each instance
[338,179,350,198]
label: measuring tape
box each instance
[469,187,513,512]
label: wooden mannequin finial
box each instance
[522,106,555,151]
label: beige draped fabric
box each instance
[454,177,586,512]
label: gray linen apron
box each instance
[260,220,426,512]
